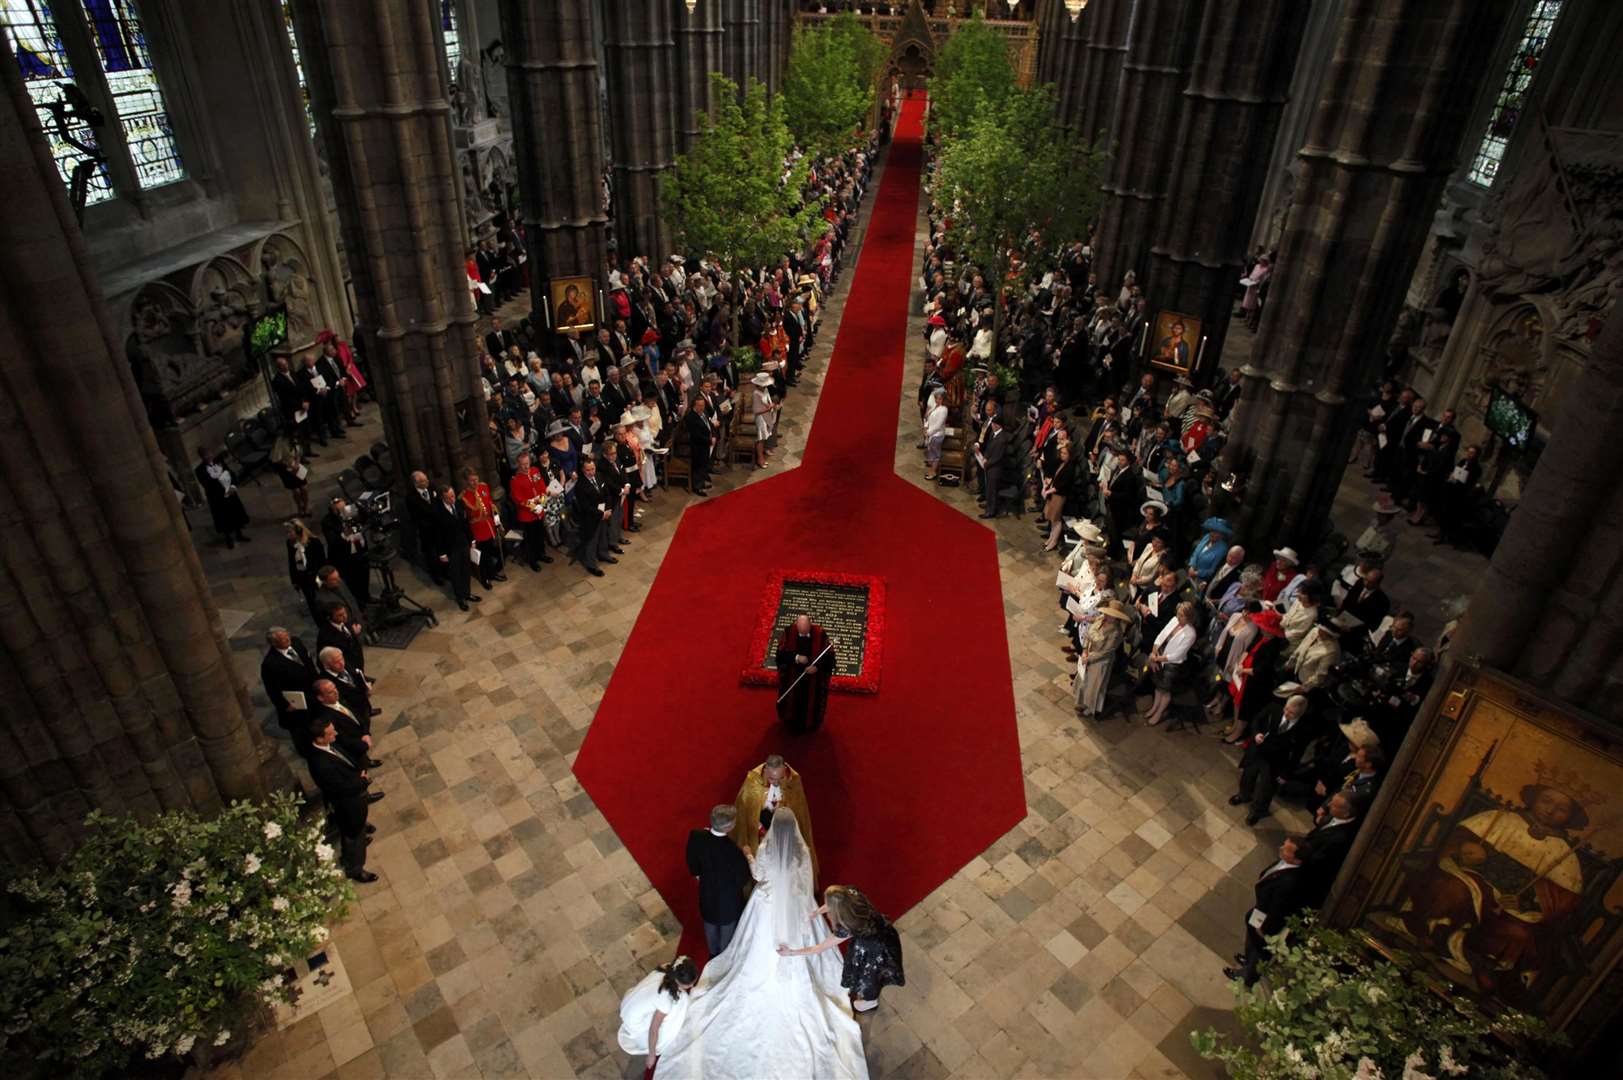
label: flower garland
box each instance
[739,568,885,694]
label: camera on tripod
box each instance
[350,490,401,565]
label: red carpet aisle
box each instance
[575,97,1024,959]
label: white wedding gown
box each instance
[654,809,869,1080]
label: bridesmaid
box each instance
[777,885,905,1013]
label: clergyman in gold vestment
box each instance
[731,754,818,884]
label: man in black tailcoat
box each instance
[686,804,753,956]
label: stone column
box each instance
[673,0,726,155]
[1225,0,1518,548]
[1250,0,1349,252]
[1072,0,1133,143]
[293,0,493,486]
[1052,1,1091,126]
[1449,298,1623,715]
[606,3,679,261]
[498,0,611,304]
[1143,0,1310,373]
[1091,0,1205,288]
[0,60,287,865]
[723,0,761,91]
[760,0,787,99]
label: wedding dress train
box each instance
[654,809,868,1080]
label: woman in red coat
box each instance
[507,453,553,572]
[460,468,506,589]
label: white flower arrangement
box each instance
[0,793,352,1077]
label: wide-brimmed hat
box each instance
[607,270,624,289]
[1273,681,1305,699]
[751,372,774,387]
[616,414,638,428]
[1250,609,1285,636]
[1373,494,1400,516]
[1201,516,1233,537]
[544,419,571,439]
[1273,547,1300,566]
[1175,374,1194,386]
[1141,499,1167,517]
[1098,599,1133,622]
[1068,519,1105,543]
[1338,718,1380,750]
[640,329,660,346]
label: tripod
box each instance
[368,554,436,632]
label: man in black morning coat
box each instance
[687,804,753,957]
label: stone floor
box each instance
[191,146,1481,1079]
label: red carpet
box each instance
[574,96,1024,959]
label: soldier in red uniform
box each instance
[507,452,553,572]
[459,468,505,590]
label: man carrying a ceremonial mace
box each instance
[775,614,836,734]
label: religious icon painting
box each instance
[1147,310,1200,377]
[548,274,597,332]
[1336,664,1623,1047]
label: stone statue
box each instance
[481,39,508,120]
[199,285,252,360]
[454,53,485,126]
[261,253,318,347]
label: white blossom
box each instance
[1362,982,1386,1005]
[263,821,283,841]
[315,842,336,864]
[174,1034,196,1056]
[314,924,330,941]
[244,853,262,875]
[1401,1052,1435,1080]
[214,1029,232,1046]
[1436,1046,1467,1077]
[1354,1058,1385,1080]
[272,896,290,912]
[170,880,192,910]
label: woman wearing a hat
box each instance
[1260,547,1300,603]
[751,371,779,470]
[1074,599,1132,720]
[1189,518,1233,583]
[1218,608,1289,744]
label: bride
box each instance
[653,808,868,1079]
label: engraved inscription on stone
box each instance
[762,580,870,679]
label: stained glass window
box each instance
[279,0,314,139]
[441,0,459,86]
[3,0,113,203]
[1467,0,1563,188]
[78,0,183,189]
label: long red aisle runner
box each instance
[575,96,1024,958]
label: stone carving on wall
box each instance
[1477,127,1623,352]
[119,230,329,430]
[462,155,491,234]
[481,38,508,120]
[452,52,485,127]
[257,235,320,348]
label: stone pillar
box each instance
[1144,0,1310,374]
[293,0,493,487]
[1052,0,1090,126]
[723,0,761,91]
[1072,0,1133,143]
[0,60,287,865]
[760,0,787,99]
[1448,298,1623,710]
[498,0,611,303]
[1092,0,1205,288]
[674,0,725,155]
[1250,0,1349,252]
[1225,0,1518,549]
[606,3,679,261]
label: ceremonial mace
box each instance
[777,643,835,704]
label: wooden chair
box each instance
[663,423,692,492]
[730,387,757,464]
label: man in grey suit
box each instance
[977,413,1012,519]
